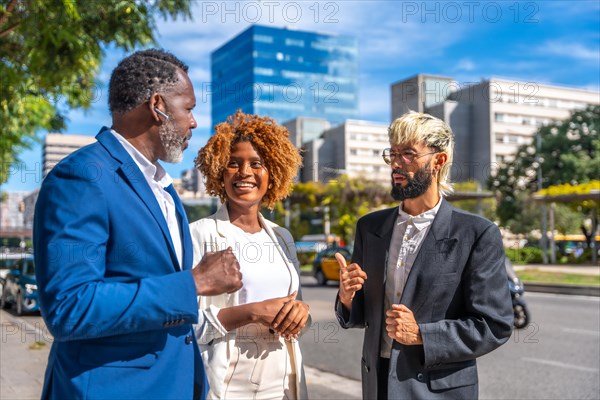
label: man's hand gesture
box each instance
[336,252,367,311]
[192,247,243,296]
[385,304,422,345]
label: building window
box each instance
[285,38,304,47]
[495,113,504,122]
[350,149,357,155]
[254,35,273,43]
[254,67,274,76]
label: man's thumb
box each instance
[335,252,348,271]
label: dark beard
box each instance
[391,166,433,201]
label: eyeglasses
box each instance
[381,148,438,165]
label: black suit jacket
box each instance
[336,199,513,399]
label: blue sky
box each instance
[5,0,600,192]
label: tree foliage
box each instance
[278,175,393,245]
[488,104,599,233]
[449,180,496,221]
[0,0,192,183]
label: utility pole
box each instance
[537,135,548,264]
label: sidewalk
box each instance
[0,310,51,399]
[514,263,600,275]
[514,263,600,296]
[0,309,360,400]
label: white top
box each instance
[227,225,296,304]
[189,204,308,399]
[111,129,182,269]
[380,198,442,358]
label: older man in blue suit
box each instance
[335,112,513,399]
[34,49,243,400]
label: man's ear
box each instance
[149,93,163,122]
[434,152,448,171]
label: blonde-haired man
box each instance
[335,111,513,399]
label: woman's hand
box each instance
[270,291,309,340]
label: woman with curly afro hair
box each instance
[189,111,310,399]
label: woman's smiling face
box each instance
[222,140,270,209]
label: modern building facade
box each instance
[391,74,456,117]
[283,116,331,148]
[392,75,600,184]
[42,133,96,177]
[211,25,358,128]
[302,120,389,184]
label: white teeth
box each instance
[234,182,255,188]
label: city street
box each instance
[299,276,600,400]
[2,278,599,399]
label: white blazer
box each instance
[190,203,309,399]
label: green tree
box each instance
[0,0,192,183]
[488,105,600,233]
[449,180,496,221]
[323,175,393,245]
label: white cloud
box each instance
[536,41,600,62]
[456,58,476,72]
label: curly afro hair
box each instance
[108,49,189,114]
[196,111,303,209]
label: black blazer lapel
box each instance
[363,207,398,289]
[400,199,456,314]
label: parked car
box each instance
[0,253,28,298]
[312,247,352,286]
[0,255,39,315]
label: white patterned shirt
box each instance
[380,198,442,358]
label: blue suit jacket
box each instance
[34,128,207,399]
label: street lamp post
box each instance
[537,135,548,264]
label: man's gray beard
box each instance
[391,166,433,201]
[159,120,184,164]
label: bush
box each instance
[297,251,316,267]
[505,246,544,264]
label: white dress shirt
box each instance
[111,130,183,269]
[380,198,442,358]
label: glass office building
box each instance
[211,25,358,129]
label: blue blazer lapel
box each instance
[164,184,193,271]
[400,199,456,313]
[96,128,180,271]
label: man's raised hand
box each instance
[336,252,367,310]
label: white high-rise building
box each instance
[43,133,96,177]
[392,75,600,184]
[42,133,96,177]
[302,120,389,184]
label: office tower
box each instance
[211,25,358,128]
[392,75,600,185]
[302,119,389,184]
[283,116,331,148]
[42,133,96,177]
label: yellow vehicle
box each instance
[312,247,352,286]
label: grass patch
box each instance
[29,341,47,350]
[518,270,600,286]
[300,264,312,273]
